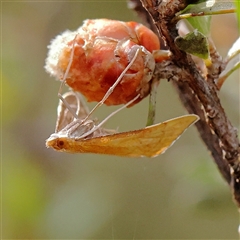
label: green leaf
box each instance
[181,0,207,14]
[187,15,211,36]
[181,0,235,15]
[175,29,209,59]
[175,0,236,23]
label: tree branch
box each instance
[128,0,240,206]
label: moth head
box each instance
[46,135,67,151]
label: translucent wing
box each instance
[53,91,116,140]
[55,91,89,132]
[46,114,199,158]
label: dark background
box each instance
[2,1,239,238]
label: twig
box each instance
[129,0,240,206]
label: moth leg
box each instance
[82,48,141,123]
[58,34,79,119]
[77,94,140,139]
[146,76,160,126]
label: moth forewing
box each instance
[46,114,199,157]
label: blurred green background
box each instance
[2,1,239,239]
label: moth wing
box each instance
[68,114,199,157]
[55,91,89,132]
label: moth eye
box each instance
[57,139,65,148]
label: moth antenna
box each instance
[77,94,140,139]
[82,48,141,124]
[58,34,79,119]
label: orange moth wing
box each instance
[46,114,199,157]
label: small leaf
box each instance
[181,0,235,15]
[187,15,211,36]
[181,0,208,14]
[175,29,209,59]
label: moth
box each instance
[46,23,199,157]
[46,91,199,157]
